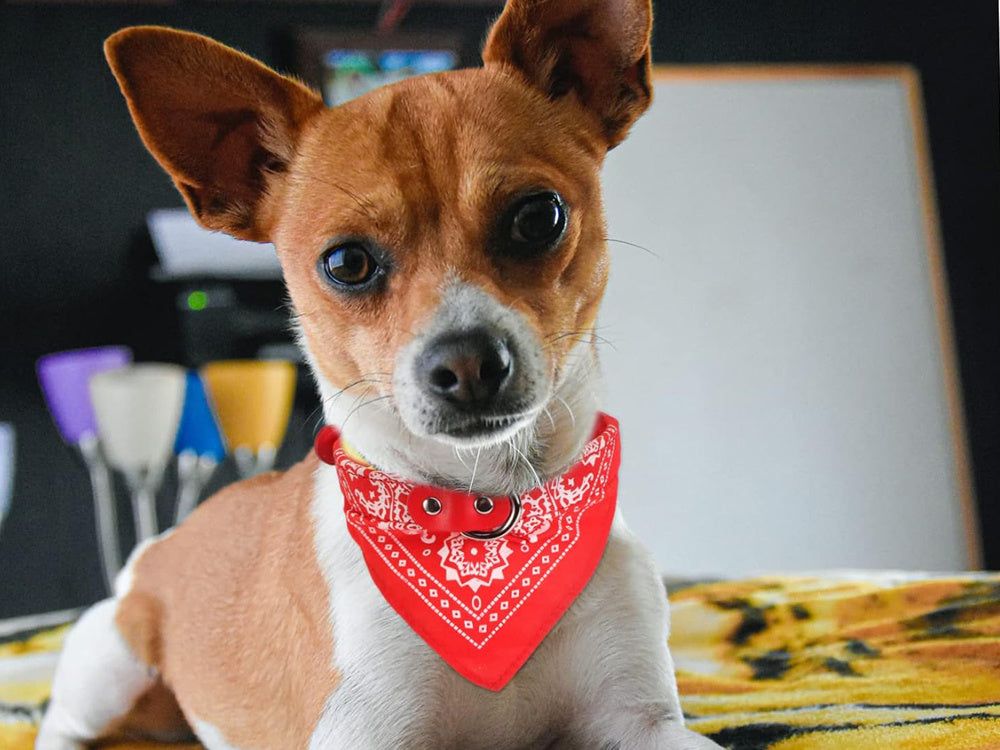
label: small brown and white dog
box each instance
[37,1,723,748]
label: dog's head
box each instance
[106,0,652,488]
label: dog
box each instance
[37,1,724,748]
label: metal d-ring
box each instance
[462,494,521,540]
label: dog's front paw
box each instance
[33,728,86,750]
[585,708,725,750]
[658,725,726,750]
[597,723,724,750]
[580,701,722,750]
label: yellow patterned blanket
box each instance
[2,573,999,749]
[672,573,1000,748]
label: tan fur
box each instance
[115,455,337,747]
[97,680,192,746]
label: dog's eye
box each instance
[503,192,567,255]
[321,242,380,288]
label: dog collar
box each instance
[314,413,621,690]
[314,426,522,538]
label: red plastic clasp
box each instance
[314,425,340,466]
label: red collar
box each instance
[314,426,521,538]
[314,413,621,690]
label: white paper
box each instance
[147,208,282,279]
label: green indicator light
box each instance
[187,290,208,311]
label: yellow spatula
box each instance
[201,360,296,477]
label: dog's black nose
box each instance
[418,329,512,407]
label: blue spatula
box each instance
[173,370,226,524]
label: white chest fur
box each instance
[308,464,687,750]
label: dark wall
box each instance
[1,1,996,617]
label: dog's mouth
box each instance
[431,409,538,445]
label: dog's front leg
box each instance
[558,528,725,750]
[36,599,165,749]
[564,641,722,750]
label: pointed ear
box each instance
[105,27,324,241]
[482,0,652,149]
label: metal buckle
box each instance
[462,494,521,540]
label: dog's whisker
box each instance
[342,386,373,423]
[341,393,391,432]
[546,336,613,352]
[321,373,392,409]
[555,396,576,429]
[468,446,483,493]
[452,446,472,472]
[543,330,617,351]
[544,324,613,339]
[322,381,376,406]
[542,405,557,431]
[511,442,544,491]
[306,373,389,433]
[302,402,327,433]
[604,236,663,260]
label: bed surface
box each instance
[3,572,999,749]
[670,572,1000,748]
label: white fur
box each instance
[35,600,156,750]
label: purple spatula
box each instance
[37,346,132,593]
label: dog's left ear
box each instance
[482,0,653,148]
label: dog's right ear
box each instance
[105,27,324,242]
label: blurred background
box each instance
[0,0,996,618]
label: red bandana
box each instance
[314,413,620,690]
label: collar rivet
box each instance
[474,496,494,514]
[422,496,442,515]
